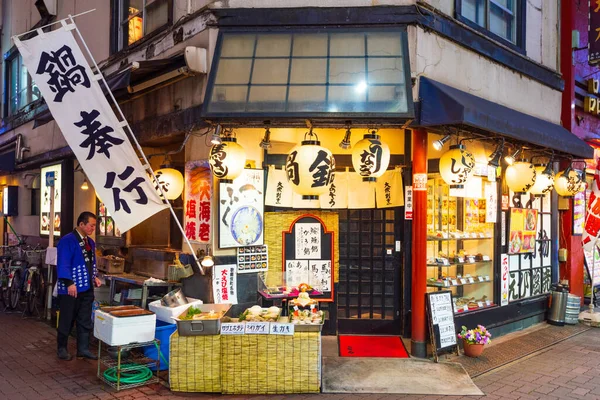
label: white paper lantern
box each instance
[439,144,475,189]
[286,136,335,200]
[351,133,390,182]
[554,168,585,197]
[505,161,536,194]
[209,137,246,183]
[529,165,554,196]
[154,167,184,200]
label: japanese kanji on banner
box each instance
[583,158,600,251]
[265,166,293,207]
[320,170,348,209]
[184,160,212,243]
[375,167,404,208]
[212,264,238,304]
[15,26,167,233]
[347,172,376,209]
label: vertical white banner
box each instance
[501,253,509,306]
[265,166,293,207]
[212,264,238,304]
[376,168,404,208]
[16,27,167,232]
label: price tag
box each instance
[468,277,475,284]
[270,322,294,336]
[459,279,467,285]
[477,301,484,308]
[463,305,469,312]
[451,279,458,286]
[442,258,450,266]
[485,300,491,306]
[467,256,476,264]
[482,255,491,261]
[454,307,460,313]
[478,276,484,282]
[457,257,465,263]
[221,322,246,335]
[245,322,270,334]
[485,275,490,281]
[444,281,450,287]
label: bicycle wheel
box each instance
[0,270,8,306]
[9,269,21,310]
[26,270,41,315]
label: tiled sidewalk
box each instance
[1,311,599,399]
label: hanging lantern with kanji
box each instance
[285,130,335,200]
[528,165,554,196]
[505,161,536,194]
[554,168,585,197]
[439,144,475,189]
[209,136,246,183]
[154,167,184,200]
[351,131,391,182]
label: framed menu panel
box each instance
[508,208,537,254]
[282,214,334,301]
[39,160,73,238]
[426,290,458,362]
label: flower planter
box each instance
[463,341,485,358]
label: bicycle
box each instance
[23,248,47,316]
[0,245,18,309]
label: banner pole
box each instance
[13,9,96,39]
[67,15,205,275]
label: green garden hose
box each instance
[103,342,169,384]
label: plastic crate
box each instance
[143,320,176,371]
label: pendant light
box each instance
[505,161,536,194]
[209,129,246,183]
[351,130,391,182]
[528,164,554,196]
[439,144,476,189]
[554,165,585,196]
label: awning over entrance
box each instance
[417,77,594,159]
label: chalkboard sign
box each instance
[426,291,458,362]
[282,214,334,301]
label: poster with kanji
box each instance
[212,264,238,304]
[375,167,404,208]
[295,223,321,259]
[184,160,212,243]
[219,169,264,248]
[265,166,293,207]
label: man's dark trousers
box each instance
[57,289,94,351]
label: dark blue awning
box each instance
[417,77,594,159]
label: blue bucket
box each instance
[143,320,176,371]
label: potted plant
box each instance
[457,325,492,357]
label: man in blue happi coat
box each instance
[56,211,101,361]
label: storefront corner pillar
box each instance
[411,128,428,358]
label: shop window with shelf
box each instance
[97,201,123,240]
[507,193,552,301]
[426,176,496,314]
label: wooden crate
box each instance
[97,256,125,274]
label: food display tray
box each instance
[173,304,231,336]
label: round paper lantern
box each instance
[209,137,246,183]
[529,165,554,196]
[439,144,475,189]
[505,161,536,194]
[154,167,184,200]
[554,168,585,197]
[285,136,335,200]
[351,132,390,182]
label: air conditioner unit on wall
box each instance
[185,46,207,74]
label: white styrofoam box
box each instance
[148,297,203,324]
[94,310,156,346]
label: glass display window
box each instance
[426,176,496,314]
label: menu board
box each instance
[98,201,121,237]
[508,208,537,254]
[40,164,62,237]
[426,291,457,361]
[282,214,334,301]
[237,245,268,273]
[573,191,585,236]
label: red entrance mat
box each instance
[339,335,409,358]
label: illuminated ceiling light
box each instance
[351,130,390,182]
[505,161,536,194]
[209,132,246,183]
[259,127,272,149]
[433,134,451,151]
[355,80,368,94]
[80,178,89,190]
[504,148,521,165]
[210,124,222,145]
[529,164,555,196]
[285,129,335,200]
[439,144,476,189]
[201,246,214,268]
[339,128,352,150]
